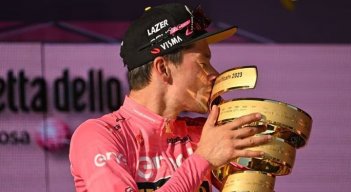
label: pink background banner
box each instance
[0,43,350,191]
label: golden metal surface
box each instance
[212,162,248,185]
[210,66,313,191]
[210,66,258,103]
[233,136,296,175]
[217,98,312,148]
[220,171,275,192]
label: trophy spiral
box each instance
[210,66,312,192]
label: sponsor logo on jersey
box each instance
[94,152,127,167]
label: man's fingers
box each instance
[234,113,261,127]
[232,126,267,139]
[206,105,219,127]
[234,149,265,159]
[222,113,262,130]
[234,135,272,149]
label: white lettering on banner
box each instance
[147,20,169,36]
[137,152,189,180]
[160,36,183,50]
[94,152,127,167]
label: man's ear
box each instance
[153,56,172,83]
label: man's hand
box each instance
[195,105,272,168]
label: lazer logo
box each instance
[147,20,169,36]
[94,152,127,167]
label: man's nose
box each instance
[208,66,219,83]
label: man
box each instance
[69,3,271,192]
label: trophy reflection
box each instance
[210,66,312,192]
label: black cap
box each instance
[120,3,237,71]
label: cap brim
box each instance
[205,26,238,44]
[186,26,238,45]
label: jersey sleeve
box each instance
[69,119,138,192]
[70,118,211,192]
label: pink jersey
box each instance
[69,96,213,192]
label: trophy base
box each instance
[221,171,275,192]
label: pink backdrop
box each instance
[0,43,350,191]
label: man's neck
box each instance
[128,85,181,119]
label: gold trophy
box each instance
[210,66,313,192]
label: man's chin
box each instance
[183,97,210,114]
[195,108,208,114]
[185,108,208,115]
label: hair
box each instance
[127,44,193,90]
